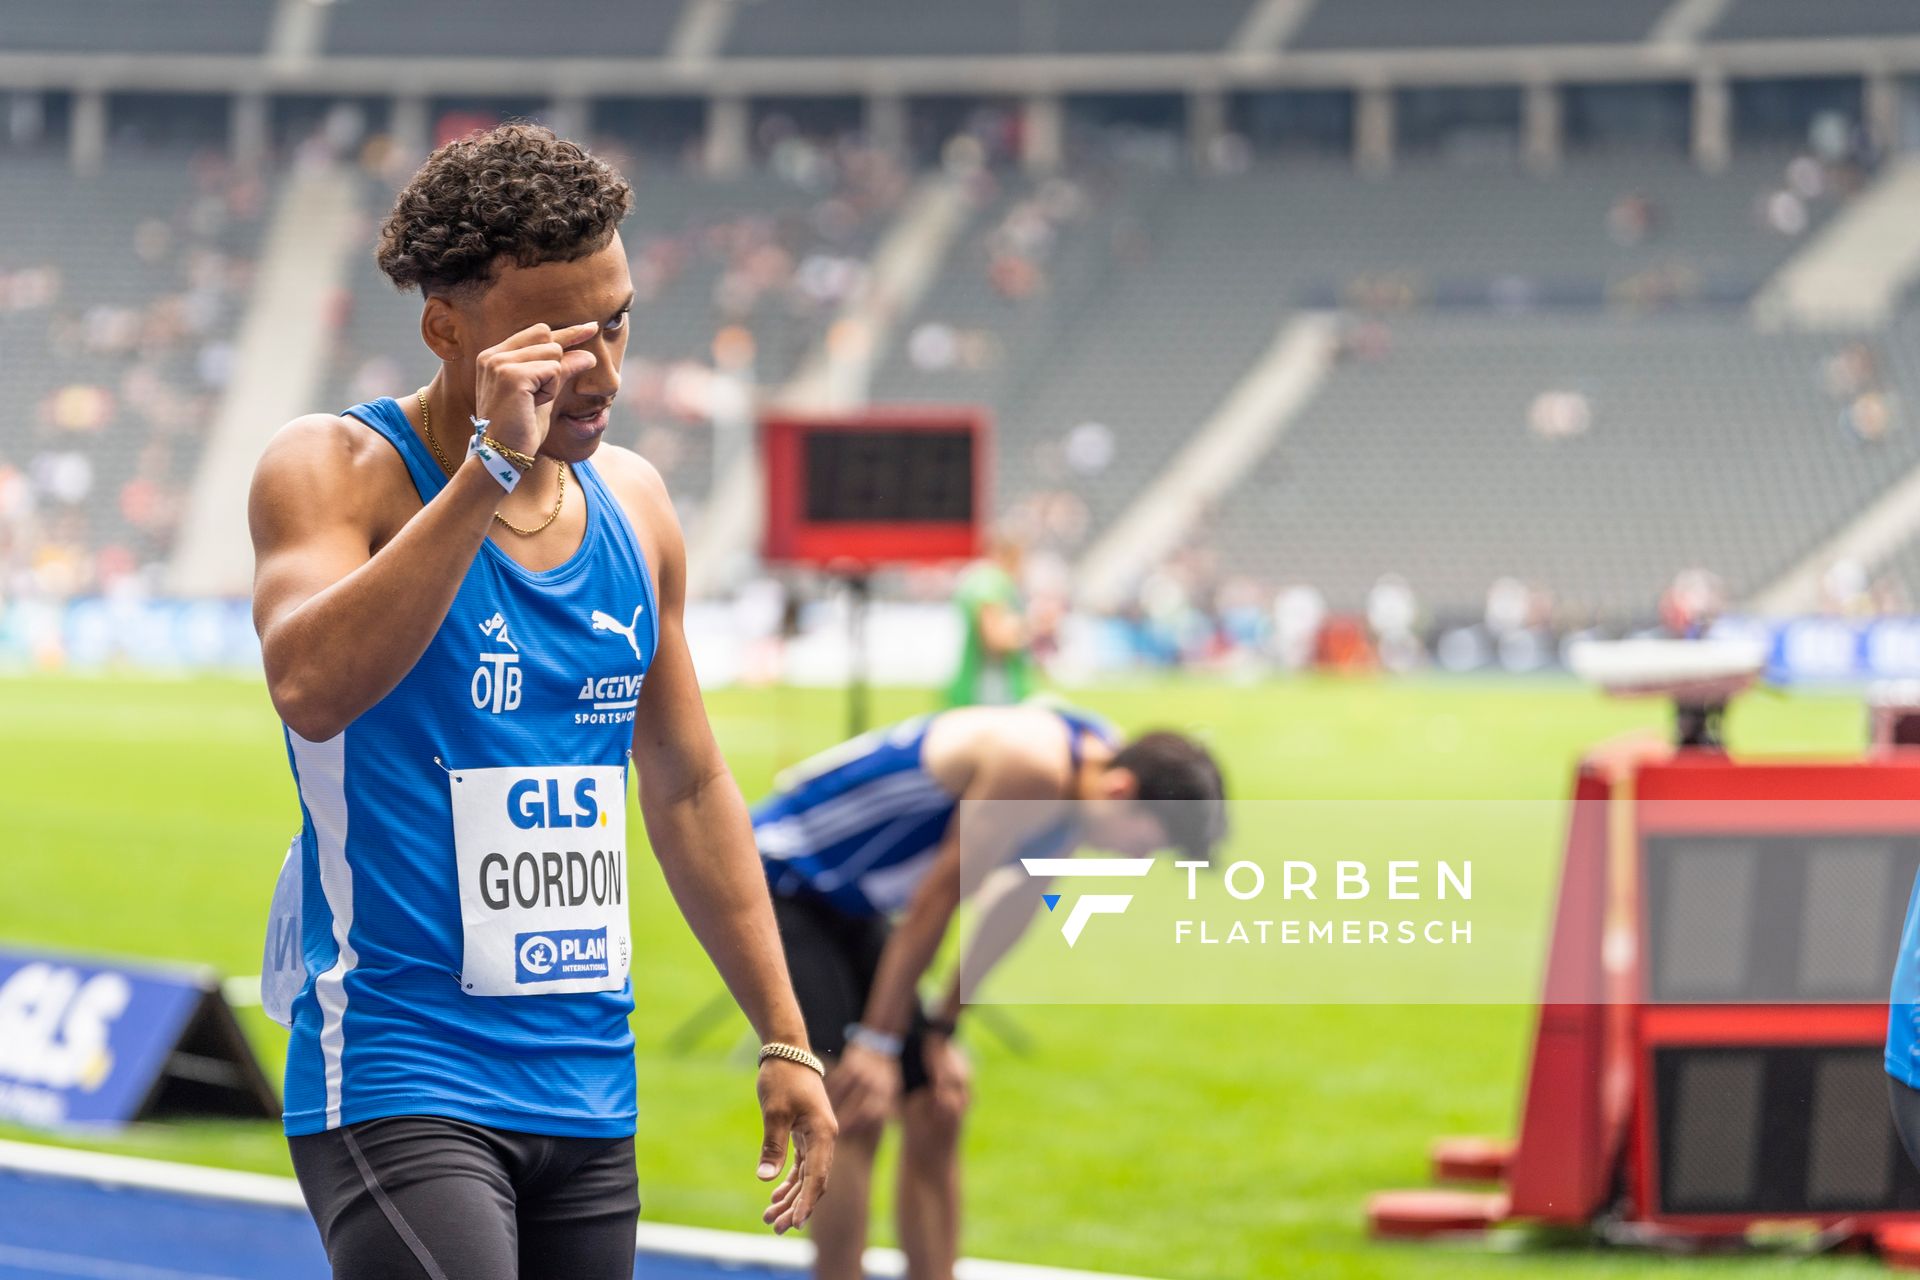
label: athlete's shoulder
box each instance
[591,442,680,535]
[254,412,402,490]
[970,705,1077,797]
[588,441,670,507]
[249,413,414,544]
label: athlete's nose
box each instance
[569,330,621,400]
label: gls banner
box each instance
[0,948,277,1129]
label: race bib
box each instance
[448,764,632,997]
[261,835,304,1028]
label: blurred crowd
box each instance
[0,148,265,602]
[4,101,1914,684]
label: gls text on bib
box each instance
[449,764,632,996]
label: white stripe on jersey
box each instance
[757,769,951,861]
[809,799,959,893]
[290,730,356,1130]
[771,715,932,794]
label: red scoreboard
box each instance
[761,407,989,570]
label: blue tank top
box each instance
[754,706,1114,917]
[280,397,659,1138]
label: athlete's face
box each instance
[444,233,634,464]
[1078,769,1170,857]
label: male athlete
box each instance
[249,124,834,1279]
[755,703,1224,1279]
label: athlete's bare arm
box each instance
[250,323,598,741]
[939,863,1044,1021]
[597,445,835,1235]
[830,734,1067,1131]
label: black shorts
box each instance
[772,890,932,1094]
[288,1115,639,1280]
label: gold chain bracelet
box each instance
[758,1042,826,1077]
[482,436,538,470]
[418,390,565,537]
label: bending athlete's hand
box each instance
[757,1057,837,1235]
[826,1042,901,1136]
[923,1033,971,1118]
[471,321,600,457]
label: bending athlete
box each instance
[250,124,834,1280]
[754,702,1225,1280]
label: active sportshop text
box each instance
[478,849,624,911]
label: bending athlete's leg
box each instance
[896,1054,965,1280]
[770,891,881,1280]
[291,1116,518,1280]
[516,1135,640,1280]
[809,1103,884,1280]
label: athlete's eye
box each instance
[604,309,630,335]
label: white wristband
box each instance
[844,1023,904,1058]
[468,433,521,494]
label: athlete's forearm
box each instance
[263,459,501,740]
[644,770,811,1047]
[861,885,959,1040]
[943,866,1039,1019]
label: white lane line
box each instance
[0,1140,1164,1280]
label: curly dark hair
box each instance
[375,122,632,296]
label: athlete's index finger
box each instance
[553,320,600,347]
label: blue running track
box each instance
[0,1142,1120,1280]
[0,1164,793,1280]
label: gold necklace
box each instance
[418,390,565,537]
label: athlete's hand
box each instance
[923,1033,971,1117]
[757,1058,836,1235]
[472,321,600,457]
[826,1042,901,1135]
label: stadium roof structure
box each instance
[6,0,1920,98]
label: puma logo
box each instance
[590,605,645,659]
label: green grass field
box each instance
[0,673,1891,1278]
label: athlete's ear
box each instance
[1100,766,1139,801]
[420,292,464,361]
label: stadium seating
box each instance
[722,0,1256,58]
[1709,0,1920,42]
[1286,0,1672,50]
[0,93,1880,629]
[874,150,1844,571]
[324,0,681,58]
[0,0,271,54]
[1204,313,1920,619]
[0,147,267,595]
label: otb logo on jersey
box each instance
[472,611,522,714]
[1021,857,1156,947]
[514,928,610,984]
